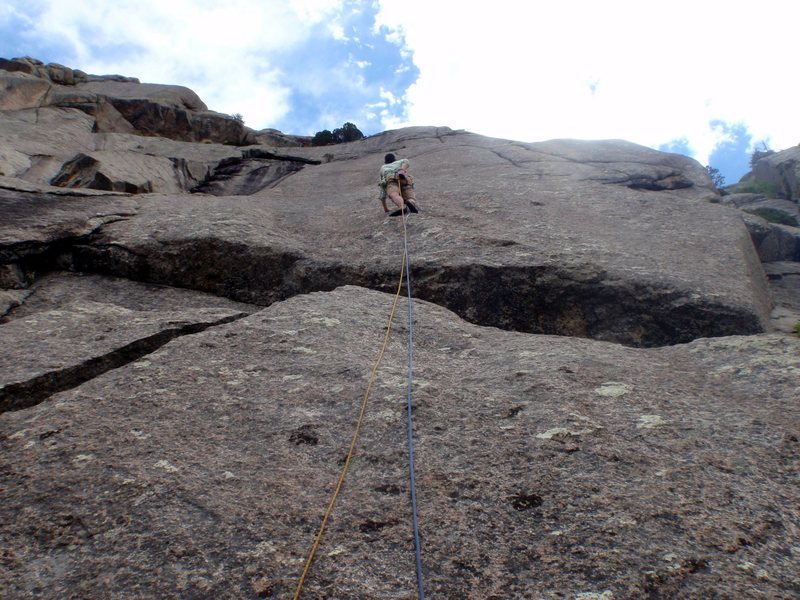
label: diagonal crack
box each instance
[0,311,250,413]
[0,288,34,321]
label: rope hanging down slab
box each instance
[401,210,426,600]
[293,210,425,599]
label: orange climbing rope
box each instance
[292,235,408,600]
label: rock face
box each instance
[0,272,253,412]
[727,145,800,265]
[752,145,800,202]
[0,56,253,154]
[0,127,777,347]
[2,287,799,599]
[1,59,799,599]
[743,212,800,263]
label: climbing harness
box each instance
[293,210,425,599]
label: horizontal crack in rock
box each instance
[65,238,767,347]
[0,312,249,413]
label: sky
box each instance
[1,0,797,185]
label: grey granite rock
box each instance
[752,145,800,202]
[743,212,800,262]
[1,286,797,599]
[0,272,255,412]
[38,129,772,347]
[1,59,798,600]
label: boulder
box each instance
[72,80,207,111]
[0,107,97,184]
[0,106,244,192]
[743,212,800,262]
[724,194,799,227]
[50,151,190,194]
[0,71,52,111]
[46,81,253,145]
[0,57,39,76]
[752,146,800,202]
[253,128,311,147]
[0,57,138,85]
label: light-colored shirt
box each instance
[379,158,411,188]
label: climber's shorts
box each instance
[386,180,416,202]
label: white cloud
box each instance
[375,0,799,164]
[12,0,327,128]
[4,0,797,169]
[289,0,344,24]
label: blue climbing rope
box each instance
[294,209,426,600]
[400,211,426,600]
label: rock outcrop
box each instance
[751,145,800,202]
[1,59,798,599]
[742,212,800,263]
[0,56,253,146]
[725,145,800,264]
[0,129,774,348]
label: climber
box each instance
[378,153,420,216]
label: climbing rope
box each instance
[400,210,426,600]
[293,207,425,599]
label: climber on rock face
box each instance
[378,153,419,216]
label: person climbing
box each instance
[378,153,419,216]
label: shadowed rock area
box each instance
[0,128,775,347]
[1,58,799,599]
